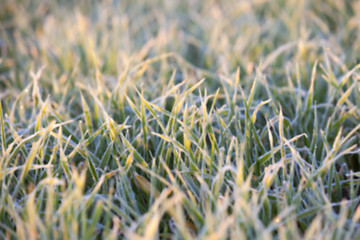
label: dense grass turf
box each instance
[1,0,360,239]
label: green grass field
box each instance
[1,0,360,239]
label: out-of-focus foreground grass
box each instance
[1,0,360,239]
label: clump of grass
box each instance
[1,0,360,239]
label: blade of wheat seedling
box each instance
[80,92,93,135]
[305,60,318,113]
[0,102,5,154]
[99,141,114,169]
